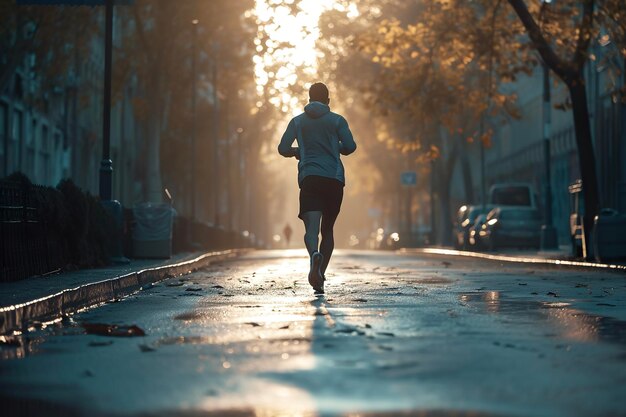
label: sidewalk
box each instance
[0,249,248,335]
[400,246,626,271]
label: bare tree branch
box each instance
[506,0,570,80]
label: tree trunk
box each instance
[458,134,475,204]
[436,138,460,246]
[568,75,600,258]
[145,78,163,203]
[439,174,453,246]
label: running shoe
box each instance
[308,251,324,293]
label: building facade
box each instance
[0,15,142,208]
[483,46,626,243]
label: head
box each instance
[309,82,330,105]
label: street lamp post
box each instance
[99,0,128,263]
[99,0,114,201]
[540,61,559,250]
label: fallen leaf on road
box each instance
[139,344,156,352]
[279,325,290,329]
[335,327,365,336]
[546,292,559,297]
[185,287,203,292]
[352,298,368,303]
[378,332,396,337]
[174,312,201,321]
[166,282,184,287]
[245,322,262,327]
[82,323,146,337]
[212,285,224,289]
[596,303,616,307]
[88,340,113,347]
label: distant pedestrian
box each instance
[278,82,357,294]
[283,223,293,245]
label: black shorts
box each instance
[299,175,344,221]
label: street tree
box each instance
[506,0,626,254]
[0,1,96,98]
[319,1,526,244]
[115,0,256,207]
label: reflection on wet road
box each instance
[1,250,626,417]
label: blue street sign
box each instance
[401,171,417,186]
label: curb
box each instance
[0,249,249,335]
[399,247,626,272]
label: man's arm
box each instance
[337,116,356,155]
[277,119,300,158]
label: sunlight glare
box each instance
[253,0,358,115]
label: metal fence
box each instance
[0,181,65,282]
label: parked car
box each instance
[593,208,626,262]
[468,213,489,250]
[454,205,493,249]
[481,206,542,250]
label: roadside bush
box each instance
[57,179,114,268]
[2,172,114,276]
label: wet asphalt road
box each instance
[1,249,626,417]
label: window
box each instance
[492,186,532,206]
[501,210,540,221]
[10,110,22,173]
[0,103,6,175]
[40,125,49,182]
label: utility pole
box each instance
[430,159,436,245]
[189,19,198,243]
[479,117,486,211]
[211,42,220,227]
[225,98,232,231]
[540,62,558,249]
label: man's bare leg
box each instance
[319,214,337,276]
[301,211,324,292]
[301,211,322,255]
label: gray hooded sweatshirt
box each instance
[278,101,356,186]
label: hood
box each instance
[304,101,330,119]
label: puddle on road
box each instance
[0,334,49,360]
[413,277,454,285]
[459,291,626,346]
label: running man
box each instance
[278,82,357,293]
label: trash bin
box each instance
[132,203,174,258]
[593,209,626,263]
